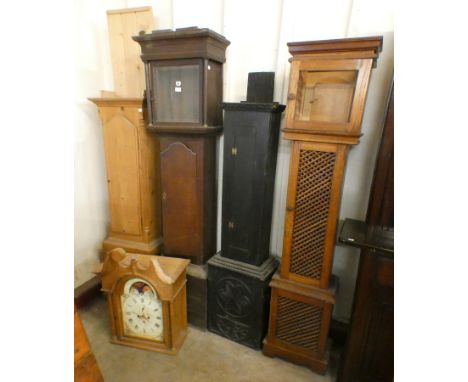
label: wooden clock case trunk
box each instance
[208,73,285,348]
[263,36,383,374]
[90,97,163,256]
[133,27,230,329]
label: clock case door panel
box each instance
[103,113,142,236]
[281,140,348,288]
[159,135,217,264]
[221,107,283,266]
[145,58,223,130]
[285,59,372,137]
[109,276,171,350]
[150,59,203,125]
[107,277,188,354]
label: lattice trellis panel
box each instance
[289,149,336,281]
[275,296,323,353]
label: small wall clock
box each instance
[97,248,190,354]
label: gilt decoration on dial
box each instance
[121,278,163,341]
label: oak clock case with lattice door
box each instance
[98,248,190,354]
[262,36,383,374]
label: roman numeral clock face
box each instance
[120,278,163,341]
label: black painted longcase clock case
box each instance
[207,73,285,349]
[133,27,230,329]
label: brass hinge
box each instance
[231,147,237,156]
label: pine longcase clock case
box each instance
[90,98,163,256]
[263,36,383,374]
[281,36,383,289]
[98,248,190,354]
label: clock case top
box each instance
[284,36,383,144]
[133,27,230,135]
[99,248,190,298]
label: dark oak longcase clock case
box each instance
[133,27,229,265]
[134,27,230,329]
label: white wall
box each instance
[74,0,394,321]
[74,0,125,287]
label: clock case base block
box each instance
[186,263,208,329]
[262,274,337,375]
[207,253,278,349]
[262,338,329,375]
[102,236,163,259]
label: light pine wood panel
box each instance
[107,7,154,97]
[103,113,142,236]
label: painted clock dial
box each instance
[121,278,163,341]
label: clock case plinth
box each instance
[262,274,337,374]
[207,253,277,349]
[98,248,190,354]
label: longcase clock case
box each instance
[208,73,285,349]
[133,27,230,329]
[263,36,383,374]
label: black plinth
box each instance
[207,253,278,349]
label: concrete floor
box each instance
[79,295,340,382]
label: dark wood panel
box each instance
[221,106,284,266]
[187,275,208,328]
[160,140,201,258]
[338,82,394,382]
[206,60,223,126]
[367,84,394,228]
[74,276,101,309]
[338,252,394,382]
